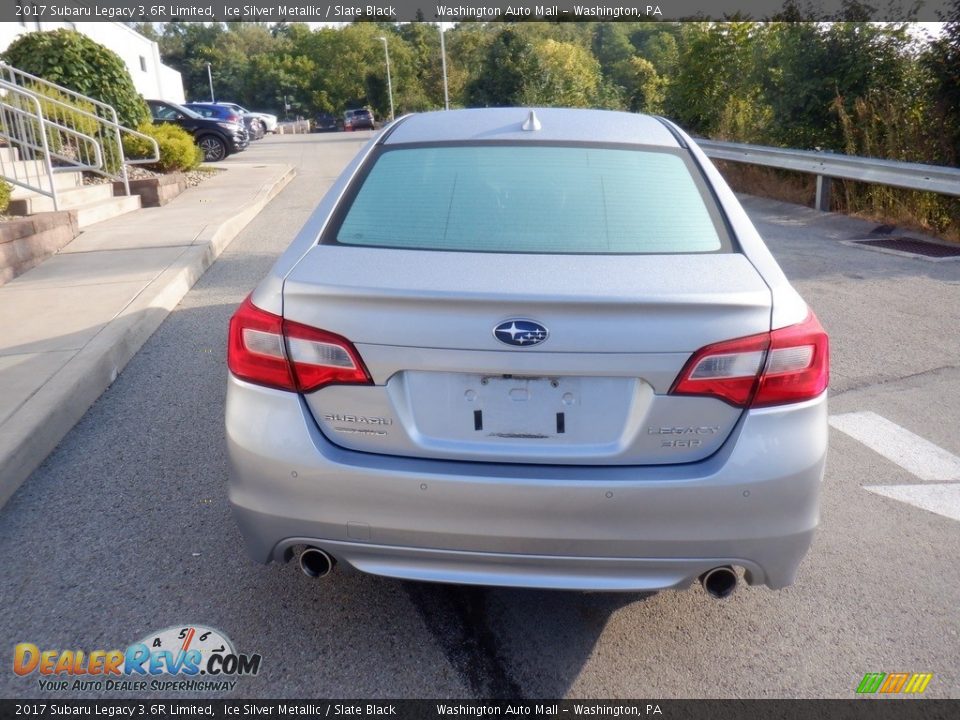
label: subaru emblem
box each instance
[493,319,549,347]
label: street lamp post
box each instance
[206,62,215,103]
[378,36,395,122]
[439,23,449,111]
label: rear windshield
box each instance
[331,144,729,254]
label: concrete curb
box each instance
[0,165,295,508]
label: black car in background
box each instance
[146,99,247,161]
[186,102,264,141]
[313,112,340,132]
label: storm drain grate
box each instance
[853,237,960,258]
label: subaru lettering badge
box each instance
[494,319,549,347]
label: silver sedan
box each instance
[225,108,829,597]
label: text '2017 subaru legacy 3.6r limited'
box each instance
[226,108,829,598]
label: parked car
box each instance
[343,108,375,131]
[186,102,263,141]
[214,102,278,134]
[146,99,246,162]
[226,108,829,597]
[313,112,340,132]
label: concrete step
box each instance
[9,183,115,215]
[0,158,93,178]
[73,194,141,228]
[1,158,49,179]
[0,146,21,163]
[8,171,85,199]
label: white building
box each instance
[0,20,185,103]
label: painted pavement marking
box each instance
[830,411,960,523]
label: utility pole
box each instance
[439,24,449,111]
[378,36,395,122]
[206,62,215,102]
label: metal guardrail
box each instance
[0,80,104,211]
[697,139,960,212]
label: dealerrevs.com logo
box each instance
[13,625,262,693]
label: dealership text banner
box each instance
[1,1,952,23]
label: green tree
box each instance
[1,29,149,127]
[526,39,604,107]
[641,30,680,76]
[129,22,160,42]
[663,22,760,136]
[466,28,539,107]
[923,0,960,162]
[399,23,446,109]
[620,57,664,114]
[445,23,495,107]
[592,23,635,74]
[759,21,912,150]
[159,22,226,103]
[244,52,316,117]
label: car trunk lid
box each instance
[282,246,771,465]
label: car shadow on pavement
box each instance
[402,581,648,698]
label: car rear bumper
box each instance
[226,376,827,591]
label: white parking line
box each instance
[864,484,960,523]
[829,411,960,481]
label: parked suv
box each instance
[186,102,263,141]
[214,102,278,134]
[343,108,375,131]
[146,99,246,161]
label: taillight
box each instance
[670,312,829,408]
[753,313,830,407]
[227,296,372,393]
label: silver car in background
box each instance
[214,102,278,134]
[226,108,829,597]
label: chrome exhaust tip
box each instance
[298,547,335,579]
[700,566,737,599]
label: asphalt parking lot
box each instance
[1,132,958,699]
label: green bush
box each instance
[2,82,104,163]
[1,29,150,128]
[26,83,99,137]
[0,178,11,213]
[123,123,202,173]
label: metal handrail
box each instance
[0,99,104,171]
[0,60,159,194]
[2,81,161,168]
[697,139,960,211]
[0,81,104,211]
[0,81,105,167]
